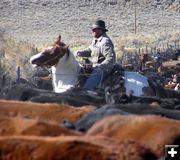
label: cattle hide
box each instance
[0,116,81,136]
[0,136,157,160]
[65,105,129,132]
[165,88,180,99]
[2,84,104,107]
[87,115,180,157]
[67,103,180,132]
[109,103,180,120]
[0,100,95,123]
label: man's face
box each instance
[91,28,103,38]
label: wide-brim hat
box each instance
[92,20,108,32]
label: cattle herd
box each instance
[0,50,179,160]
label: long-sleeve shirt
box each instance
[78,33,116,74]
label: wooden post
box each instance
[16,66,21,84]
[163,43,164,51]
[154,46,156,53]
[174,41,177,48]
[146,45,148,54]
[142,48,144,53]
[138,48,140,55]
[134,0,137,34]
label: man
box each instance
[76,20,116,90]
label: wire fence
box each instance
[121,41,180,65]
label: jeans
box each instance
[84,68,104,90]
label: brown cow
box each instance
[162,60,180,70]
[145,60,161,71]
[0,100,95,123]
[0,116,81,136]
[0,136,157,160]
[87,115,180,157]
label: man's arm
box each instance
[77,48,91,57]
[98,40,116,70]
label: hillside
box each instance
[0,0,180,47]
[0,0,180,83]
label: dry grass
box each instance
[112,31,180,59]
[69,31,180,60]
[0,32,38,80]
[0,30,179,82]
[1,0,179,47]
[1,0,179,63]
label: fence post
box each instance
[174,41,177,48]
[145,45,148,54]
[16,66,21,84]
[138,48,140,54]
[154,46,157,53]
[151,47,153,54]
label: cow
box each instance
[0,100,95,123]
[0,135,157,160]
[64,103,180,132]
[87,114,180,157]
[0,116,80,136]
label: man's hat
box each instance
[92,20,108,32]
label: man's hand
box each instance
[74,51,79,58]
